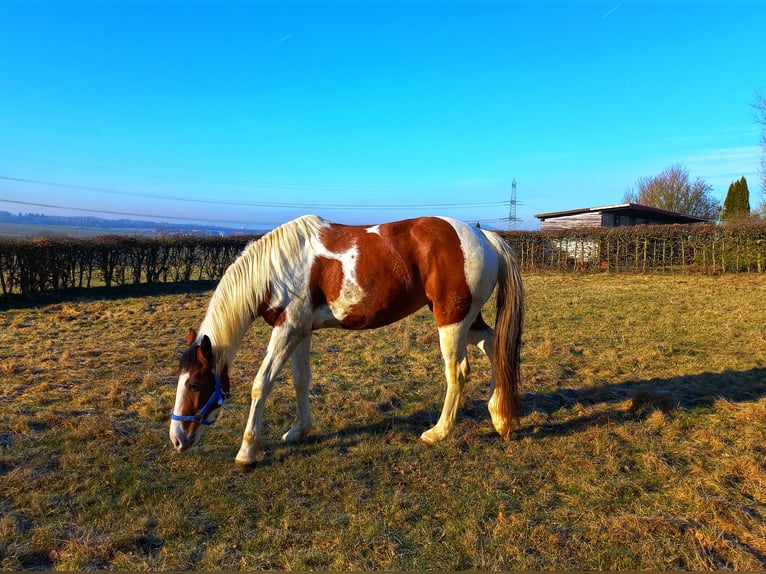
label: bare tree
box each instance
[624,163,720,220]
[754,90,766,211]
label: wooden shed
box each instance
[535,202,709,231]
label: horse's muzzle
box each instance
[169,423,194,453]
[170,434,187,452]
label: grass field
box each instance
[1,273,765,570]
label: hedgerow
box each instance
[0,234,258,296]
[2,222,766,296]
[499,222,766,274]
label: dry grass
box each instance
[1,273,765,570]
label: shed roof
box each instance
[535,203,709,224]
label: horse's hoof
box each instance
[418,432,437,445]
[233,461,256,473]
[281,426,311,444]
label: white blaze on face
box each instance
[169,372,191,451]
[173,372,190,415]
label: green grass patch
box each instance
[1,273,765,569]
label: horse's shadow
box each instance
[514,367,766,440]
[0,280,217,310]
[270,367,766,457]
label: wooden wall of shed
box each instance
[539,211,602,231]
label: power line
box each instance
[0,175,509,211]
[0,153,514,195]
[0,198,276,226]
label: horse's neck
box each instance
[197,280,260,369]
[196,215,321,366]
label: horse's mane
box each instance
[198,214,327,366]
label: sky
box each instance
[1,0,764,231]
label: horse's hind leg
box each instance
[467,314,495,393]
[282,334,314,444]
[468,315,508,437]
[419,323,468,445]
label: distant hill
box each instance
[0,211,258,237]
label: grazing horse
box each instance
[169,215,523,468]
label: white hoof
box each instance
[419,426,448,445]
[281,423,311,443]
[235,437,261,468]
[488,393,512,440]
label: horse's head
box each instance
[169,330,229,453]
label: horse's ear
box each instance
[186,329,197,346]
[200,335,213,355]
[196,335,214,368]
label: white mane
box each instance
[197,214,328,367]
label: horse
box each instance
[169,214,524,469]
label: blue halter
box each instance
[171,374,226,426]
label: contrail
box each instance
[601,3,622,20]
[271,33,292,46]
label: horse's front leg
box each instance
[234,326,302,470]
[281,334,313,444]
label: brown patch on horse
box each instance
[410,218,472,326]
[256,286,287,327]
[310,218,472,329]
[310,256,344,307]
[308,222,400,329]
[258,302,287,327]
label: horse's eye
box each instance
[188,382,200,392]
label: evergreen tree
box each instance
[722,176,750,220]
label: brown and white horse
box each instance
[169,215,523,468]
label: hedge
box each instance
[2,223,765,297]
[0,234,259,297]
[499,222,766,274]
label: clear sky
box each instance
[1,0,764,230]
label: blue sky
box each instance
[1,1,764,230]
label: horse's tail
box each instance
[481,230,524,440]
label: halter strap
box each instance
[171,374,226,426]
